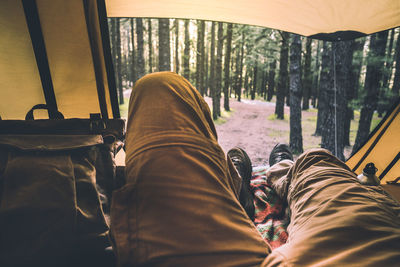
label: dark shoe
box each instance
[269,143,294,166]
[227,147,255,220]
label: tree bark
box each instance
[115,18,123,104]
[223,23,233,111]
[267,60,276,101]
[148,19,153,73]
[275,31,289,119]
[158,18,171,71]
[136,18,145,80]
[315,41,331,136]
[183,20,190,80]
[321,41,351,160]
[209,22,217,119]
[311,40,320,108]
[262,68,268,100]
[382,29,395,90]
[174,19,180,74]
[302,38,312,110]
[251,63,258,100]
[215,22,224,117]
[199,21,206,96]
[289,34,303,154]
[196,20,204,93]
[343,40,356,147]
[349,38,366,101]
[392,29,400,100]
[129,19,136,84]
[353,31,389,154]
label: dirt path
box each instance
[204,97,324,166]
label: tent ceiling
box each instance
[0,0,119,120]
[106,0,400,40]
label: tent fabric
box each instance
[0,0,118,120]
[105,0,400,40]
[346,100,400,184]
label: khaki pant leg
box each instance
[263,148,400,266]
[111,72,270,267]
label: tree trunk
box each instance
[392,29,400,100]
[233,44,240,100]
[322,41,351,160]
[148,19,153,73]
[353,31,388,154]
[382,29,395,90]
[377,30,390,117]
[136,18,145,80]
[315,41,331,136]
[267,60,276,101]
[183,20,190,80]
[343,40,356,147]
[251,63,257,100]
[215,22,224,117]
[209,22,217,120]
[204,30,209,96]
[275,31,289,119]
[262,68,268,100]
[311,40,320,108]
[223,23,233,111]
[174,19,180,74]
[199,21,206,96]
[349,38,366,101]
[129,19,136,84]
[244,69,250,98]
[302,38,312,110]
[115,18,124,104]
[235,31,245,102]
[158,18,171,71]
[196,20,203,92]
[289,34,303,154]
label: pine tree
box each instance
[392,30,400,100]
[215,22,224,117]
[275,31,289,119]
[315,41,332,136]
[174,19,180,74]
[136,18,145,80]
[302,38,312,110]
[223,23,233,111]
[148,19,153,73]
[289,34,303,154]
[158,18,171,71]
[183,20,190,79]
[311,40,321,107]
[267,60,276,101]
[353,31,389,153]
[209,22,217,119]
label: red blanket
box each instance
[251,166,289,249]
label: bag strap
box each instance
[25,104,64,120]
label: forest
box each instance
[108,18,400,161]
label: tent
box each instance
[0,0,399,182]
[347,98,400,184]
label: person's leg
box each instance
[263,148,400,266]
[228,147,255,220]
[111,72,269,266]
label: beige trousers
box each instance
[111,72,400,266]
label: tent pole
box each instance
[22,0,59,119]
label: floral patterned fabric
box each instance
[251,166,289,249]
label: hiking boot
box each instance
[227,147,255,220]
[269,143,294,167]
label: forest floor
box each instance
[203,96,380,166]
[120,90,381,167]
